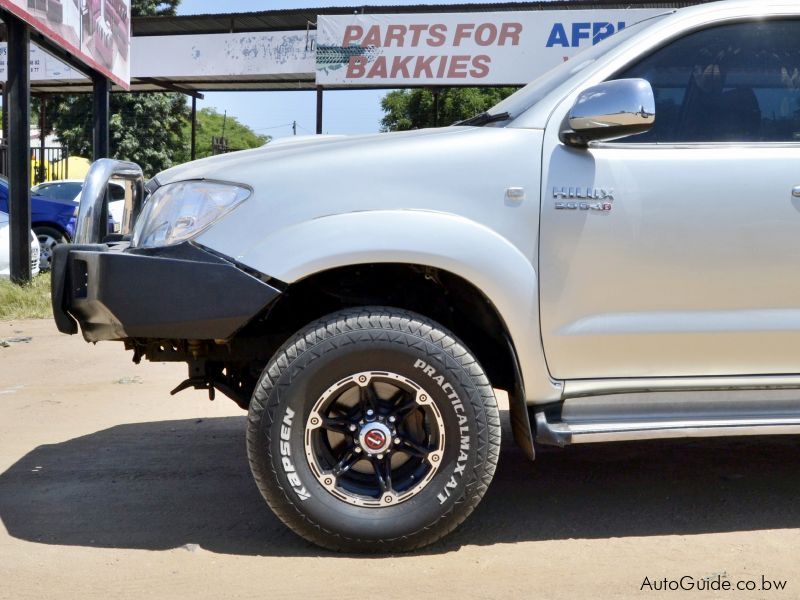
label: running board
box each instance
[534,412,800,446]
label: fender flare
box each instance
[236,209,562,409]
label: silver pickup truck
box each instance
[52,0,800,551]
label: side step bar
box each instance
[534,412,800,447]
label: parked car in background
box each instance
[2,178,122,271]
[0,211,40,278]
[68,179,127,227]
[0,177,75,271]
[30,179,84,202]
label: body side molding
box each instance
[564,374,800,399]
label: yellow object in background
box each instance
[51,156,91,181]
[30,155,91,184]
[31,158,50,183]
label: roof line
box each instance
[132,2,707,36]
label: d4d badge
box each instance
[553,186,613,211]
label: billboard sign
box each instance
[0,41,85,81]
[131,31,315,79]
[316,9,663,86]
[0,0,130,88]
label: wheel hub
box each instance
[359,422,393,454]
[305,371,446,508]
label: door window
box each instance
[614,20,800,143]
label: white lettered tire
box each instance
[246,307,501,552]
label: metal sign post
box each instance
[315,86,323,134]
[92,73,110,160]
[7,11,30,284]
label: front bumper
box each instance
[51,241,282,342]
[53,158,282,343]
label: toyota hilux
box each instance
[51,0,800,551]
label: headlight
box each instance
[131,180,250,248]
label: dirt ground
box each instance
[1,319,799,599]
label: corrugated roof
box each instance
[132,1,708,36]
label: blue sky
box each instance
[176,0,486,138]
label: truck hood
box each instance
[157,126,544,265]
[155,128,488,186]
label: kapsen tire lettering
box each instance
[246,307,501,552]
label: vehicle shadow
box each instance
[1,414,799,557]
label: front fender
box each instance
[228,209,562,404]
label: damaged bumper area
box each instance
[51,241,282,343]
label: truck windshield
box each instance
[485,13,671,122]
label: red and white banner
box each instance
[0,0,130,89]
[316,10,662,86]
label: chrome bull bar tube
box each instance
[75,159,145,244]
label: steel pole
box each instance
[38,95,46,184]
[92,74,110,160]
[2,85,8,146]
[7,13,31,284]
[316,86,323,134]
[190,95,197,161]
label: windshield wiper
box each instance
[455,111,511,127]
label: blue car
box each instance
[0,176,76,271]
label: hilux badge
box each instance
[553,186,613,211]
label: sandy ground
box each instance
[1,319,799,599]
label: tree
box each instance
[380,87,518,132]
[44,93,187,177]
[43,0,186,177]
[180,108,269,160]
[131,0,179,17]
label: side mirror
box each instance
[560,78,655,147]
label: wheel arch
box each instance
[235,210,562,458]
[32,221,71,242]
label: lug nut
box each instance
[388,416,396,423]
[366,409,374,417]
[394,437,401,445]
[354,447,362,453]
[377,453,384,460]
[349,424,357,432]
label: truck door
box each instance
[539,19,800,380]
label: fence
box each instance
[0,142,69,183]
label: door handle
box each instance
[793,186,800,198]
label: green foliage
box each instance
[131,0,179,17]
[0,274,52,320]
[182,108,269,160]
[380,87,518,131]
[46,93,188,178]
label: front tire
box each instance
[246,307,500,552]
